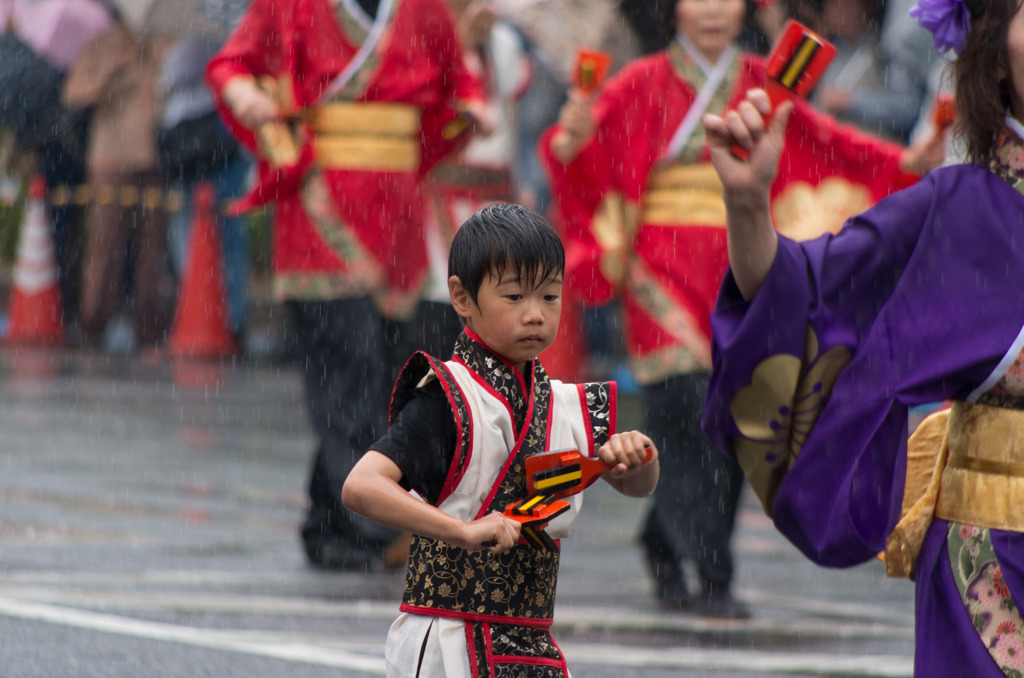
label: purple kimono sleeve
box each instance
[702,165,1024,568]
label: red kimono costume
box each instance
[541,41,917,384]
[207,0,481,570]
[207,0,481,317]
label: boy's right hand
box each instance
[460,511,521,555]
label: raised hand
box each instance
[551,89,596,163]
[703,88,791,301]
[704,88,793,205]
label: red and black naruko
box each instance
[731,20,837,159]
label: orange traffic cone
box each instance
[543,299,586,382]
[4,176,63,345]
[168,182,237,358]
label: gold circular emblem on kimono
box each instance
[772,177,872,241]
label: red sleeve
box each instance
[769,97,919,240]
[539,59,664,306]
[205,0,295,154]
[540,125,618,306]
[786,97,918,197]
[205,0,312,214]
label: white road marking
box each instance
[0,596,386,674]
[0,584,910,640]
[0,595,914,677]
[560,643,914,677]
[0,577,917,678]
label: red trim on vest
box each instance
[473,377,536,520]
[398,603,554,627]
[481,621,495,675]
[549,628,571,673]
[544,378,555,446]
[465,622,481,678]
[492,654,565,668]
[387,352,421,426]
[463,326,529,395]
[454,354,516,427]
[430,357,473,506]
[576,383,596,459]
[609,381,618,435]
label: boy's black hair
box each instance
[448,203,565,304]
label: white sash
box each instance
[318,0,395,105]
[659,35,737,164]
[968,116,1024,404]
[338,0,373,32]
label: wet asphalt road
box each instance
[0,345,916,677]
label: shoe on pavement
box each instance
[642,541,690,612]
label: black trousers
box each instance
[640,372,744,590]
[291,298,462,563]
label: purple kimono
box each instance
[702,124,1024,676]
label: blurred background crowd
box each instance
[0,0,942,362]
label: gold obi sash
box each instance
[590,163,726,286]
[642,163,726,227]
[311,102,421,172]
[937,401,1024,530]
[885,401,1024,578]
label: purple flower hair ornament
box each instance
[910,0,989,54]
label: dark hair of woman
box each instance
[954,0,1020,162]
[621,0,761,55]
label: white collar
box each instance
[1006,113,1024,143]
[338,0,373,32]
[675,33,735,78]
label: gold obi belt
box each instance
[642,163,726,227]
[885,400,1024,578]
[311,102,421,172]
[936,400,1024,530]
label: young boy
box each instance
[343,203,660,677]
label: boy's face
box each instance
[450,266,562,374]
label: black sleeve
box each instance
[369,379,456,506]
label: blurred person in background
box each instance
[494,0,643,383]
[621,0,772,54]
[0,0,114,342]
[415,0,531,357]
[751,0,788,45]
[62,13,174,353]
[159,33,251,348]
[880,0,958,158]
[494,0,640,216]
[207,0,484,572]
[813,0,923,142]
[542,0,937,618]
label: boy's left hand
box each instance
[597,430,657,479]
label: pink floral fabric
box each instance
[949,524,1024,676]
